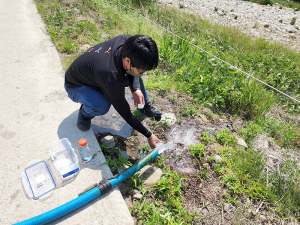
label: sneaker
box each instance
[77,105,91,131]
[141,102,162,118]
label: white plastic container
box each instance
[48,138,80,179]
[24,160,56,199]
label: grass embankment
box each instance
[35,0,300,223]
[203,130,300,221]
[132,0,300,149]
[131,1,300,114]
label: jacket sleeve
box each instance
[113,100,152,138]
[126,75,141,91]
[97,72,151,138]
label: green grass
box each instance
[179,103,198,117]
[137,143,151,153]
[36,1,104,54]
[291,17,297,25]
[131,168,200,224]
[35,0,300,116]
[201,131,215,145]
[215,129,237,147]
[238,116,300,150]
[119,0,300,114]
[133,109,143,119]
[274,0,300,9]
[190,129,300,220]
[34,0,300,221]
[34,0,163,69]
[243,0,273,5]
[99,142,132,174]
[243,0,300,10]
[188,143,205,160]
[226,149,300,219]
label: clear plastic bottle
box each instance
[79,139,93,162]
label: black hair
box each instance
[121,35,159,71]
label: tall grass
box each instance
[157,35,274,118]
[34,0,163,69]
[243,0,273,5]
[211,131,300,220]
[37,0,300,115]
[119,0,300,114]
[238,116,300,150]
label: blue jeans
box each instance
[65,77,150,119]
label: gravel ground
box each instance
[158,0,300,51]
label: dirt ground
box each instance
[96,87,297,225]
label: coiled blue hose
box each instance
[14,149,159,225]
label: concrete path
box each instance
[0,0,133,224]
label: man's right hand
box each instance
[133,90,145,108]
[147,134,163,149]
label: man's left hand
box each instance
[133,90,145,107]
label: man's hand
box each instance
[147,134,163,149]
[133,90,145,108]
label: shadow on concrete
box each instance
[91,94,134,139]
[55,110,113,188]
[43,111,124,224]
[54,94,137,189]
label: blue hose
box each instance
[14,149,159,225]
[110,149,159,187]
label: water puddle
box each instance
[159,118,231,173]
[94,99,233,175]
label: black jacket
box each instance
[65,35,151,138]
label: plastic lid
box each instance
[24,160,56,199]
[79,139,87,146]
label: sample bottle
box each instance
[79,139,93,162]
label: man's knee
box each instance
[89,104,110,116]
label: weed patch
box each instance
[198,130,300,220]
[215,129,237,147]
[238,116,300,150]
[131,168,200,224]
[100,144,132,174]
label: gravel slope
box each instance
[159,0,300,51]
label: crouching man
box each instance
[64,34,162,148]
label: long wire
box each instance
[114,0,300,104]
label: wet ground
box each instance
[161,118,232,173]
[92,87,290,224]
